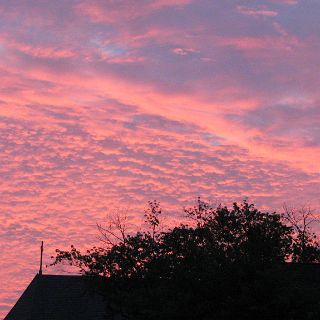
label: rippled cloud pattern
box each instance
[0,0,319,317]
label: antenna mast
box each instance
[39,241,44,275]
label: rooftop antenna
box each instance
[39,241,44,275]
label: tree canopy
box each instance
[51,199,320,320]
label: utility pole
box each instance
[39,241,43,275]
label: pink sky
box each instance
[1,0,320,318]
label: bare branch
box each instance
[97,208,131,247]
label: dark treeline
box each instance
[52,199,320,319]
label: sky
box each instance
[1,0,320,317]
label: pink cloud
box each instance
[10,43,75,59]
[75,0,191,24]
[272,0,298,5]
[237,5,278,17]
[172,47,197,55]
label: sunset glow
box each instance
[1,1,320,317]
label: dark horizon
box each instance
[5,201,320,319]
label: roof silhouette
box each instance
[4,274,108,320]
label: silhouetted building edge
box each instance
[4,274,108,320]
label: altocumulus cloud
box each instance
[0,0,319,318]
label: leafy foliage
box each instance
[283,204,320,263]
[51,200,320,319]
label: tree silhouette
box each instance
[283,204,320,263]
[51,200,320,319]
